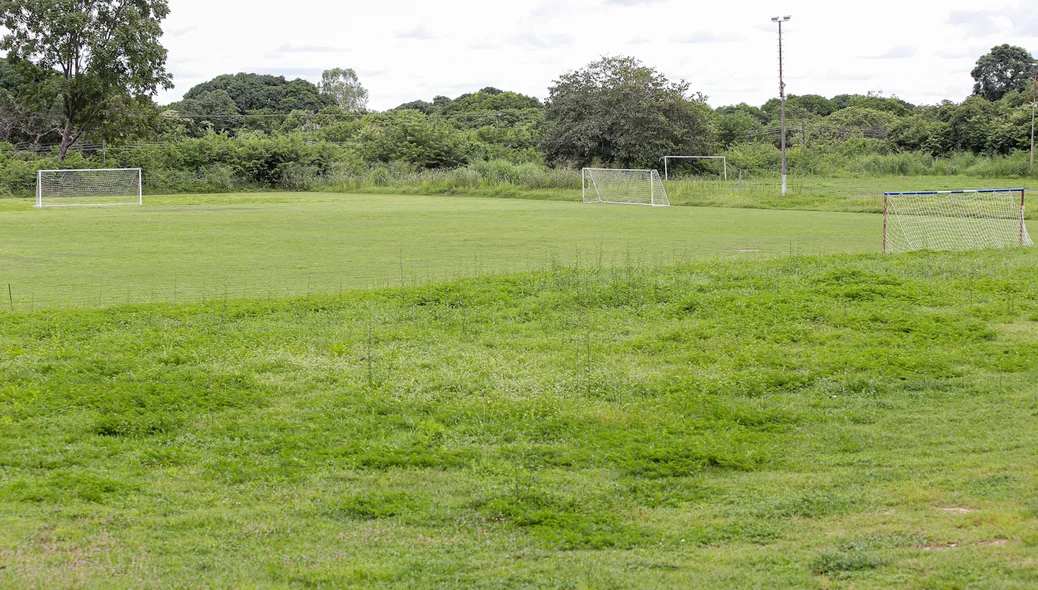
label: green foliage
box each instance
[0,0,172,158]
[971,44,1036,101]
[320,68,368,112]
[713,111,760,150]
[542,55,713,167]
[165,89,241,135]
[717,102,769,124]
[439,87,541,115]
[183,72,333,114]
[818,107,899,139]
[356,110,471,169]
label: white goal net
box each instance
[883,189,1033,253]
[36,168,143,208]
[582,168,669,207]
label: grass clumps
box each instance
[1,249,1038,586]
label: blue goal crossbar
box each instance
[884,188,1025,196]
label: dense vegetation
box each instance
[2,249,1037,586]
[2,36,1037,196]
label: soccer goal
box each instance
[582,168,670,207]
[660,156,727,181]
[36,168,143,208]
[883,188,1033,253]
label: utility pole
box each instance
[1030,65,1036,172]
[772,15,791,196]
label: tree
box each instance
[717,102,769,124]
[168,90,242,135]
[0,0,173,159]
[184,73,332,113]
[713,112,759,150]
[319,68,368,112]
[356,110,471,169]
[440,88,541,116]
[971,44,1035,102]
[542,56,712,167]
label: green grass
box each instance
[338,174,1038,217]
[2,249,1038,587]
[0,192,882,310]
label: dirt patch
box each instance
[922,543,958,551]
[938,507,974,514]
[731,248,761,253]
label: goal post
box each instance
[36,168,143,208]
[582,168,670,207]
[660,156,727,181]
[883,188,1033,253]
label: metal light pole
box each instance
[772,16,791,196]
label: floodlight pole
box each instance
[772,16,791,196]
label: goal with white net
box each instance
[582,168,669,207]
[36,168,143,208]
[883,188,1033,253]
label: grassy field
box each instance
[0,192,881,310]
[344,174,1038,217]
[1,249,1037,587]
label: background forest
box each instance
[1,43,1036,196]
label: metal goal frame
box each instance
[36,168,143,208]
[882,188,1028,253]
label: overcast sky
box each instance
[157,0,1038,110]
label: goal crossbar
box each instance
[883,188,1032,253]
[884,189,1026,196]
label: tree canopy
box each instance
[184,73,333,114]
[971,44,1036,102]
[320,68,368,112]
[541,56,712,168]
[0,0,172,158]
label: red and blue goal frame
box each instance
[882,188,1027,253]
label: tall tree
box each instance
[541,56,712,168]
[971,45,1035,102]
[0,0,173,159]
[320,68,368,112]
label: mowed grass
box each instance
[0,192,881,309]
[1,249,1038,587]
[345,174,1038,217]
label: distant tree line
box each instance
[0,0,1036,193]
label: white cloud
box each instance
[863,45,918,60]
[153,0,1038,110]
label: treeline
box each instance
[1,44,1036,197]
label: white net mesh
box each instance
[37,168,142,207]
[884,189,1033,253]
[582,168,669,207]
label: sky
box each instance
[153,0,1038,110]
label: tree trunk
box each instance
[58,122,75,161]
